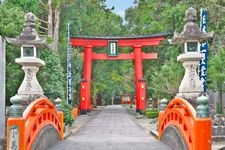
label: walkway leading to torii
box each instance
[50,105,171,150]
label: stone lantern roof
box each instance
[170,7,214,44]
[6,12,47,48]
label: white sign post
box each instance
[0,36,6,139]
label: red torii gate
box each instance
[70,33,167,114]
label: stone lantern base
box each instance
[16,57,45,105]
[176,52,204,108]
[176,93,202,108]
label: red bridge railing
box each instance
[158,97,211,150]
[7,98,64,150]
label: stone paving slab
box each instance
[49,105,171,150]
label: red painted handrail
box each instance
[158,97,211,150]
[7,98,64,150]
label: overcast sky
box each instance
[105,0,134,18]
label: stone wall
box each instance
[212,126,225,142]
[207,90,225,108]
[0,138,6,150]
[32,125,60,150]
[161,125,188,150]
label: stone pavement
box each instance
[49,105,171,150]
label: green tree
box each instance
[38,49,65,100]
[0,4,24,36]
[4,0,40,13]
[151,59,184,99]
[0,3,24,104]
[208,48,225,112]
[124,0,225,100]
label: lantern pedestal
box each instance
[176,53,204,104]
[16,57,45,103]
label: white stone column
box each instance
[176,52,204,99]
[15,57,45,99]
[0,36,6,138]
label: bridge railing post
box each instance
[193,95,211,150]
[7,95,26,150]
[159,98,168,111]
[55,98,64,139]
[55,97,63,112]
[158,98,168,134]
[196,95,209,118]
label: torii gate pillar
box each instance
[80,45,93,114]
[134,45,146,112]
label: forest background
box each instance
[0,0,225,114]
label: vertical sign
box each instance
[67,24,72,105]
[199,8,208,93]
[9,126,19,150]
[108,41,118,56]
[0,36,5,138]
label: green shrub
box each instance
[146,111,159,118]
[144,108,159,118]
[62,100,74,126]
[143,110,146,115]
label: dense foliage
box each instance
[1,0,225,113]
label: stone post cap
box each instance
[10,94,23,105]
[25,12,36,23]
[6,12,47,48]
[184,7,197,23]
[196,95,209,118]
[160,98,168,111]
[160,98,168,104]
[170,7,214,44]
[55,98,63,112]
[9,94,24,118]
[55,97,62,103]
[197,95,208,105]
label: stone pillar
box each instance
[176,53,204,103]
[0,36,5,138]
[15,58,45,100]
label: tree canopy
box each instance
[1,0,224,109]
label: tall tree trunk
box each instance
[48,0,53,37]
[53,8,60,53]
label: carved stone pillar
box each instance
[176,53,204,102]
[16,58,45,100]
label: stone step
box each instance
[212,136,225,142]
[212,126,225,136]
[150,129,159,139]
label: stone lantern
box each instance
[170,7,213,103]
[6,12,47,105]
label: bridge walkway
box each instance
[49,105,171,150]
